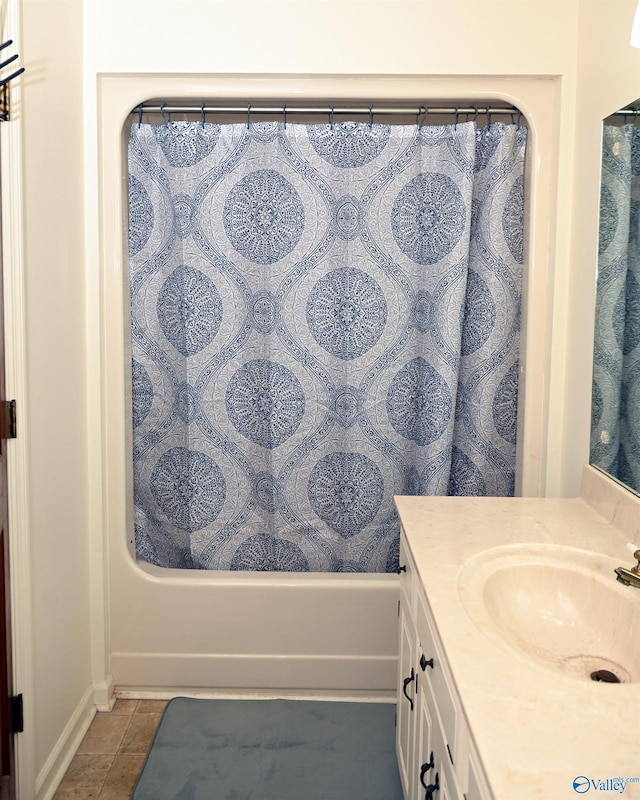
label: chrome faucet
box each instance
[615,548,640,588]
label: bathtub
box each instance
[109,545,399,698]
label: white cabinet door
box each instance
[416,590,464,769]
[397,532,421,799]
[415,658,436,800]
[397,598,417,798]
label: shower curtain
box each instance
[128,117,528,571]
[591,124,640,492]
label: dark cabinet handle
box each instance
[446,743,454,765]
[419,653,434,670]
[402,667,415,711]
[424,772,439,799]
[419,753,435,787]
[397,564,406,574]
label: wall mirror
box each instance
[591,99,640,496]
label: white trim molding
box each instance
[35,687,95,800]
[1,1,36,795]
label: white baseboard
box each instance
[115,687,397,703]
[92,673,116,712]
[35,686,96,800]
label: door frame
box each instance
[0,0,36,795]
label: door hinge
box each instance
[1,400,16,440]
[0,81,10,123]
[10,694,23,734]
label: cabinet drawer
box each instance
[416,589,465,779]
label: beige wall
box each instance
[85,0,578,75]
[19,0,91,793]
[18,0,640,795]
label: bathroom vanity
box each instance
[394,468,640,800]
[396,526,491,800]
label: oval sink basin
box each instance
[457,545,640,682]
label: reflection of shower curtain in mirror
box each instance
[128,119,527,571]
[592,125,640,491]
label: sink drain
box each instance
[590,669,622,683]
[562,654,631,683]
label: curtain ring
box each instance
[416,104,428,129]
[329,103,334,130]
[201,102,206,130]
[246,103,251,130]
[160,102,169,126]
[485,105,492,127]
[283,103,287,129]
[454,104,459,129]
[369,104,374,129]
[517,110,522,127]
[471,104,478,123]
[137,103,143,129]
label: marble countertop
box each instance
[395,478,640,800]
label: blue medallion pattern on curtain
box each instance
[128,118,528,571]
[591,125,640,492]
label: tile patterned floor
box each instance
[52,699,167,800]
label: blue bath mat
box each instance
[132,697,403,800]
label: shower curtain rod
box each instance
[130,102,521,120]
[610,106,640,117]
